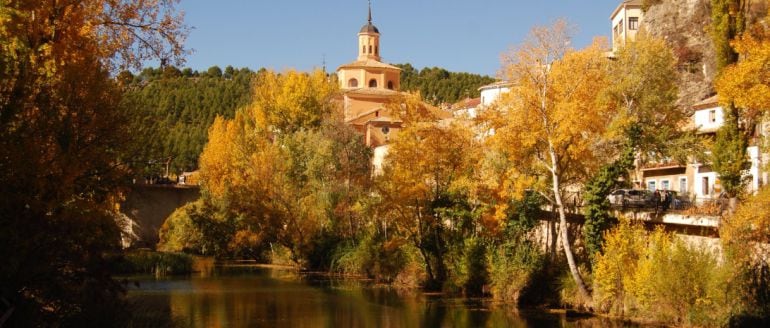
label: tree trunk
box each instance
[549,146,592,305]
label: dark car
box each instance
[608,189,655,208]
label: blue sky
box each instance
[178,0,623,77]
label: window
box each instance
[369,79,377,88]
[629,17,639,30]
[661,180,670,191]
[702,177,710,195]
[369,45,372,54]
[362,46,366,54]
[648,180,656,191]
[375,45,378,55]
[709,110,716,123]
[348,78,358,88]
[618,19,624,33]
[679,177,687,194]
[387,81,394,90]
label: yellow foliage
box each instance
[378,119,481,235]
[721,187,770,258]
[593,219,732,326]
[249,69,339,133]
[716,33,770,115]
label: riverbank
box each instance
[122,263,640,327]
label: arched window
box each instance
[348,78,358,88]
[369,79,377,88]
[369,45,372,54]
[375,46,379,55]
[387,81,394,90]
[362,46,366,54]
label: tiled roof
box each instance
[451,97,481,110]
[337,60,401,71]
[692,95,719,110]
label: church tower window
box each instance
[387,81,394,90]
[369,79,377,88]
[348,78,358,88]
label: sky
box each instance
[177,0,625,77]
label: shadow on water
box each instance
[125,263,646,327]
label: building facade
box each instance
[336,5,404,148]
[610,0,644,51]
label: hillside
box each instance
[121,66,254,175]
[395,63,496,105]
[121,65,493,175]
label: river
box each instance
[126,264,639,327]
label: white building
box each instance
[610,0,644,51]
[479,81,512,107]
[690,96,765,201]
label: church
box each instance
[336,3,450,148]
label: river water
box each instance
[126,264,637,327]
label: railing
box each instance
[610,197,727,216]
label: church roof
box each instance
[337,59,401,71]
[360,23,380,34]
[360,1,380,34]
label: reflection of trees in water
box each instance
[132,267,635,327]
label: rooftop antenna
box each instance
[368,0,372,23]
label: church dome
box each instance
[360,22,379,34]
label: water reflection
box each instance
[127,265,639,327]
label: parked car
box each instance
[608,189,628,206]
[608,189,655,208]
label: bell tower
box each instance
[358,1,380,62]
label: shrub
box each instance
[593,219,732,326]
[445,237,489,296]
[333,233,409,283]
[488,238,544,302]
[721,187,770,322]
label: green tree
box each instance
[710,0,751,200]
[393,63,496,105]
[121,65,254,174]
[712,109,749,197]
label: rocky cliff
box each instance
[643,0,768,108]
[644,0,716,108]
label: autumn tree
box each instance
[491,21,611,303]
[0,0,187,324]
[198,70,372,268]
[583,35,684,261]
[376,119,481,290]
[715,5,770,117]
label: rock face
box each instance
[644,0,716,109]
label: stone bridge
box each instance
[120,184,200,248]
